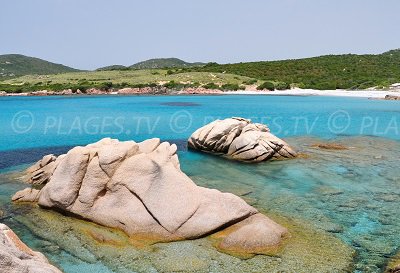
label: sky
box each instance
[1,0,399,70]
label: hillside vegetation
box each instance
[97,58,205,71]
[1,50,400,92]
[0,69,255,93]
[0,54,78,79]
[130,58,204,69]
[176,49,400,90]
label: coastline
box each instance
[0,87,399,99]
[224,88,400,99]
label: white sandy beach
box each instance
[224,88,400,98]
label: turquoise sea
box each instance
[0,95,399,272]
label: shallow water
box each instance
[0,95,399,272]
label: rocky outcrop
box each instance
[386,254,400,273]
[59,89,73,95]
[29,90,56,96]
[177,87,223,94]
[12,138,288,256]
[387,265,400,273]
[188,117,297,162]
[25,154,61,185]
[311,143,348,150]
[0,223,61,273]
[385,94,400,100]
[12,188,41,203]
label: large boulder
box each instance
[13,138,288,256]
[0,223,61,273]
[188,117,297,162]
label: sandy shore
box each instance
[1,88,399,98]
[224,88,400,98]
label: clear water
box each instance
[0,95,399,272]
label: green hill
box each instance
[180,49,400,90]
[0,54,79,79]
[2,49,400,91]
[129,58,205,69]
[96,65,128,71]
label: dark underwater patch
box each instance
[0,146,73,170]
[160,102,201,107]
[0,139,188,170]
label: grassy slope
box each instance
[2,50,400,92]
[179,49,400,90]
[1,69,256,92]
[0,54,79,79]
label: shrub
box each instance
[311,82,337,90]
[204,62,218,68]
[242,79,257,85]
[275,82,290,90]
[257,81,275,90]
[290,82,306,89]
[163,81,185,90]
[355,81,375,90]
[202,83,220,89]
[98,81,113,90]
[221,83,241,91]
[130,83,146,88]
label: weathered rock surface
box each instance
[385,94,400,100]
[13,138,288,255]
[188,117,297,162]
[12,188,41,203]
[25,154,60,185]
[0,223,61,273]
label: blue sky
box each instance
[1,0,399,70]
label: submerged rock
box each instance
[311,143,348,150]
[386,253,400,273]
[388,264,400,273]
[13,138,288,256]
[188,117,297,162]
[13,206,354,273]
[0,223,61,273]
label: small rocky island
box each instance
[12,138,288,256]
[188,117,297,162]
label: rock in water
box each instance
[0,223,62,273]
[13,138,288,256]
[188,117,297,162]
[385,94,400,100]
[26,154,60,185]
